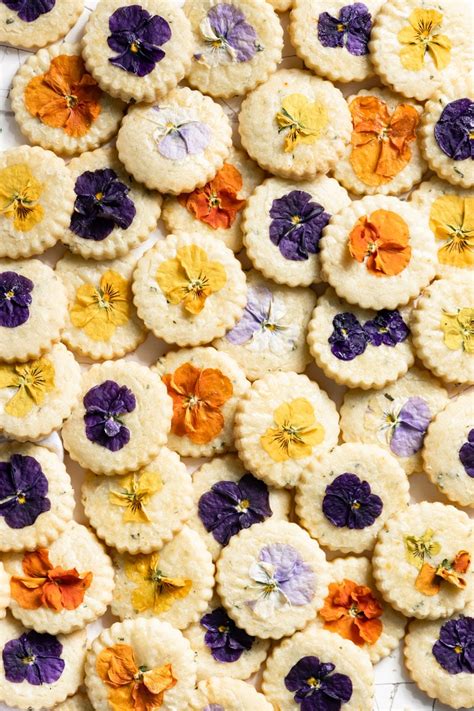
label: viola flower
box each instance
[328,312,368,361]
[441,308,474,353]
[148,106,211,160]
[199,4,260,66]
[363,309,410,347]
[370,395,431,458]
[459,429,474,478]
[320,579,383,647]
[0,357,55,418]
[434,99,474,161]
[318,2,372,56]
[200,606,254,662]
[109,471,162,523]
[404,529,441,569]
[348,209,412,277]
[2,0,55,22]
[162,362,233,445]
[178,164,245,230]
[107,5,171,77]
[429,195,474,269]
[269,190,330,261]
[2,630,64,686]
[415,550,471,596]
[0,454,50,529]
[83,380,136,452]
[322,473,383,529]
[260,398,325,462]
[24,55,102,138]
[0,163,44,232]
[397,9,451,71]
[0,271,34,328]
[124,552,191,614]
[432,616,474,675]
[284,655,353,711]
[276,93,328,152]
[70,270,131,342]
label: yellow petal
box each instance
[5,387,36,418]
[203,260,227,293]
[109,491,131,509]
[123,506,151,524]
[428,35,452,70]
[137,470,162,497]
[0,365,19,389]
[397,25,421,44]
[0,164,42,203]
[286,439,316,460]
[176,245,208,281]
[156,257,188,305]
[300,421,325,448]
[399,43,426,71]
[131,580,157,613]
[124,553,158,584]
[260,427,290,462]
[285,398,318,429]
[182,288,209,315]
[430,196,465,240]
[99,271,131,326]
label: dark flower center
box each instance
[65,94,78,109]
[21,654,35,665]
[307,676,321,689]
[208,193,221,208]
[351,500,361,510]
[337,23,345,32]
[130,41,140,53]
[187,275,208,296]
[5,290,14,299]
[454,645,463,654]
[218,625,229,633]
[16,493,26,505]
[348,604,360,618]
[291,214,301,225]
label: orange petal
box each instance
[348,216,376,262]
[185,401,225,444]
[96,644,138,688]
[10,577,45,609]
[21,549,53,578]
[356,617,383,645]
[41,580,64,612]
[354,586,383,619]
[166,363,201,398]
[323,615,365,646]
[143,663,177,695]
[195,368,233,408]
[453,550,470,574]
[415,563,441,596]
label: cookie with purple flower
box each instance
[190,676,273,710]
[0,0,83,50]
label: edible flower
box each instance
[348,209,411,276]
[124,553,191,614]
[363,309,410,347]
[269,190,330,260]
[148,106,211,161]
[199,4,259,65]
[3,631,64,686]
[0,271,34,328]
[320,579,383,646]
[318,2,372,56]
[415,550,471,596]
[367,395,431,458]
[404,528,441,568]
[284,655,353,711]
[70,270,131,342]
[109,471,162,523]
[83,380,136,451]
[322,473,383,530]
[441,308,474,353]
[0,357,55,418]
[0,453,50,529]
[276,93,328,152]
[328,312,368,361]
[260,398,325,462]
[429,195,474,269]
[107,5,171,77]
[2,0,55,22]
[432,616,474,675]
[397,9,451,71]
[0,164,44,232]
[459,429,474,478]
[200,606,254,662]
[178,164,245,230]
[434,99,474,161]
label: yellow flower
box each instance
[404,529,441,569]
[0,164,44,232]
[441,308,474,353]
[276,93,328,152]
[429,195,474,269]
[0,357,55,418]
[260,397,325,462]
[397,9,451,71]
[70,270,131,342]
[156,244,227,315]
[109,471,162,524]
[124,553,192,614]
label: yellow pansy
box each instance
[404,529,441,569]
[0,164,44,232]
[156,244,227,315]
[441,308,474,353]
[124,553,192,614]
[276,94,328,152]
[429,195,474,269]
[109,471,162,523]
[260,397,325,462]
[397,9,451,71]
[70,270,131,342]
[0,357,55,418]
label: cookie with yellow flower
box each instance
[238,68,352,180]
[0,0,83,50]
[190,677,274,710]
[54,690,93,711]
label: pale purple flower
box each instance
[377,396,432,458]
[148,106,210,160]
[198,4,260,66]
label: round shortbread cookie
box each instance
[117,87,232,195]
[82,446,193,554]
[372,502,473,619]
[269,0,291,10]
[234,371,339,488]
[320,195,437,310]
[61,359,172,476]
[411,277,474,385]
[242,176,351,287]
[0,0,83,50]
[133,232,246,347]
[84,618,196,711]
[216,519,331,639]
[55,690,93,711]
[0,563,9,620]
[0,145,75,259]
[190,677,273,710]
[238,68,352,180]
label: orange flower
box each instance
[24,55,102,138]
[349,96,419,187]
[96,643,176,711]
[415,550,471,596]
[348,209,412,277]
[10,549,93,612]
[319,579,383,646]
[162,362,233,444]
[178,163,246,230]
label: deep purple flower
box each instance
[434,99,474,161]
[284,655,353,711]
[318,2,372,56]
[269,190,330,261]
[200,606,254,663]
[202,4,259,63]
[0,271,33,328]
[70,168,136,241]
[322,473,383,529]
[432,616,474,675]
[389,397,431,457]
[3,631,64,686]
[328,312,368,361]
[363,309,409,347]
[0,454,50,529]
[1,0,55,23]
[107,4,172,77]
[459,429,474,478]
[83,380,136,451]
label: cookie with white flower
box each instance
[239,68,352,180]
[242,176,350,287]
[190,677,273,710]
[55,690,93,711]
[320,195,437,310]
[0,0,83,50]
[340,367,449,476]
[117,87,232,194]
[411,277,474,385]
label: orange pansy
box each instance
[10,548,93,612]
[415,550,471,596]
[319,579,383,647]
[348,209,412,277]
[178,163,246,230]
[24,55,102,138]
[162,362,233,445]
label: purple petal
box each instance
[279,560,315,605]
[433,616,474,674]
[328,312,368,361]
[107,5,171,77]
[269,191,329,261]
[285,656,322,693]
[321,672,353,702]
[459,431,474,478]
[226,286,272,345]
[2,0,55,22]
[318,12,345,49]
[434,99,474,161]
[390,397,431,457]
[322,473,383,529]
[0,271,34,328]
[158,122,211,160]
[207,4,258,62]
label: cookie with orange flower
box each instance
[0,0,83,50]
[190,677,274,710]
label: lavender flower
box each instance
[0,454,50,529]
[149,106,211,160]
[432,616,474,675]
[3,631,64,685]
[83,379,136,451]
[199,4,259,65]
[318,2,372,56]
[0,271,33,328]
[200,606,254,663]
[383,397,431,458]
[434,99,474,161]
[1,0,55,23]
[269,190,330,261]
[322,473,383,529]
[284,655,353,710]
[363,309,410,347]
[328,312,368,361]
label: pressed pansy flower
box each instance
[404,529,441,569]
[269,190,330,261]
[107,5,171,77]
[200,606,254,662]
[83,380,136,452]
[432,616,474,674]
[109,471,162,523]
[317,2,372,56]
[322,473,383,530]
[2,630,64,685]
[70,270,131,342]
[276,93,328,153]
[124,552,192,614]
[397,9,451,71]
[370,395,431,458]
[24,55,102,138]
[434,99,474,161]
[320,579,383,646]
[284,655,353,710]
[415,550,471,596]
[260,398,325,462]
[459,429,474,478]
[0,357,55,418]
[2,0,55,22]
[198,4,260,66]
[348,209,412,276]
[0,164,44,232]
[429,195,474,269]
[328,312,368,361]
[0,271,33,328]
[441,308,474,353]
[178,163,245,230]
[363,309,410,347]
[148,106,211,160]
[0,454,50,529]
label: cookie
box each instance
[132,232,246,347]
[234,371,339,488]
[62,359,172,476]
[0,563,9,620]
[0,0,83,50]
[190,677,273,710]
[242,175,350,287]
[269,0,291,10]
[239,68,352,180]
[55,690,93,711]
[320,195,437,310]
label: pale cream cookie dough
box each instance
[133,232,246,347]
[0,563,9,620]
[242,176,350,287]
[54,690,93,711]
[190,677,274,710]
[216,519,331,640]
[238,68,352,180]
[269,0,291,10]
[0,0,83,50]
[117,87,232,195]
[372,502,473,619]
[320,195,437,310]
[234,371,339,488]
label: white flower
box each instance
[247,298,299,355]
[198,16,237,66]
[364,394,406,447]
[246,560,290,619]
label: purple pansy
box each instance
[83,380,136,452]
[322,473,383,529]
[269,190,330,261]
[459,429,474,478]
[318,2,372,56]
[0,454,50,529]
[107,4,171,77]
[432,616,474,675]
[0,271,33,328]
[363,309,409,347]
[389,397,431,457]
[434,99,474,161]
[3,631,64,685]
[1,0,55,22]
[70,168,136,242]
[284,655,353,711]
[150,106,211,161]
[199,4,259,64]
[200,606,254,663]
[328,312,368,361]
